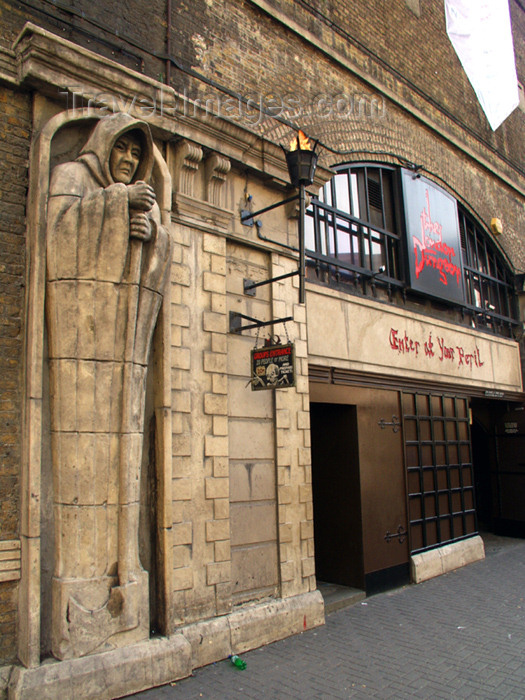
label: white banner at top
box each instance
[445,0,519,130]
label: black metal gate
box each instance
[403,393,477,553]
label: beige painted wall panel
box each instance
[306,295,350,361]
[229,376,273,419]
[230,461,276,502]
[229,418,274,460]
[231,543,279,595]
[307,286,522,391]
[227,333,262,378]
[230,502,277,546]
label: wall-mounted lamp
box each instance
[239,129,319,306]
[370,265,386,279]
[283,130,319,188]
[515,273,525,293]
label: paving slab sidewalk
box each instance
[129,534,525,700]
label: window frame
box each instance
[458,207,518,335]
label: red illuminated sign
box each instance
[401,170,466,305]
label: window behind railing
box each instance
[459,209,517,335]
[306,163,518,337]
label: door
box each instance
[404,393,477,552]
[356,388,409,593]
[494,406,525,537]
[309,383,410,594]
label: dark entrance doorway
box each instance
[471,414,494,531]
[470,400,525,538]
[310,403,364,589]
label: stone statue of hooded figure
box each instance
[46,113,171,659]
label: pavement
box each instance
[128,534,525,700]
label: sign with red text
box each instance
[389,327,484,371]
[251,343,295,390]
[401,170,466,305]
[307,288,523,392]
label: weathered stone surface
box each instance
[411,535,485,584]
[229,591,325,653]
[7,635,191,700]
[182,617,231,669]
[229,461,276,502]
[0,665,13,700]
[231,544,279,596]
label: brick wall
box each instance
[0,84,30,665]
[163,0,525,273]
[169,0,525,161]
[2,0,522,170]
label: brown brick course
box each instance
[0,84,30,665]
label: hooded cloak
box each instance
[45,113,170,659]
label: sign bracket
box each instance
[240,194,300,226]
[229,311,293,334]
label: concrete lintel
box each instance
[411,535,485,584]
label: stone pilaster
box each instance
[271,254,316,598]
[226,242,279,605]
[201,232,231,616]
[169,219,194,625]
[169,224,231,624]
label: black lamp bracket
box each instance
[229,311,294,334]
[240,142,317,306]
[240,193,300,226]
[515,272,525,293]
[243,270,299,296]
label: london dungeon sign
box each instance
[401,169,466,306]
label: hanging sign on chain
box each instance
[250,339,295,390]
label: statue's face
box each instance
[109,133,142,184]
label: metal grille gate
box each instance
[403,393,478,553]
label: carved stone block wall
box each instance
[172,140,203,198]
[205,154,230,208]
[170,222,231,624]
[226,242,279,605]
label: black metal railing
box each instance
[306,200,404,298]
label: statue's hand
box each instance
[127,181,156,211]
[130,213,152,241]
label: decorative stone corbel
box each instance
[172,139,203,197]
[205,153,231,208]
